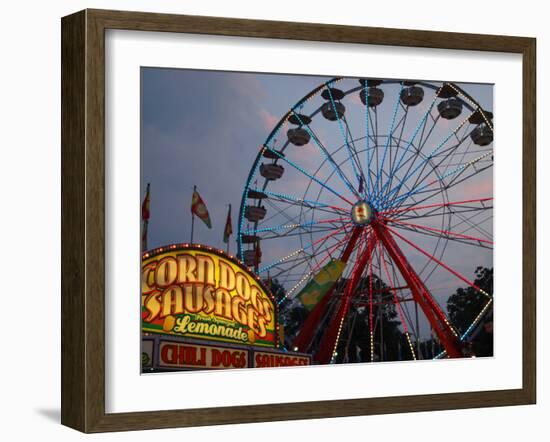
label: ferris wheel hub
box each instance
[351,200,374,226]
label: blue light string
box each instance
[258,235,324,274]
[364,83,372,200]
[377,98,439,207]
[380,118,468,210]
[385,149,491,209]
[243,218,340,235]
[325,83,362,192]
[372,82,403,206]
[292,110,357,197]
[265,146,349,205]
[250,188,345,211]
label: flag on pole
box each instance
[142,183,151,221]
[223,204,233,243]
[141,183,151,251]
[191,188,212,228]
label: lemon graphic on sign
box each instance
[163,315,176,332]
[247,328,256,344]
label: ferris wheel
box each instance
[237,77,494,364]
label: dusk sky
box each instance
[141,67,493,339]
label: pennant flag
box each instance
[191,188,212,228]
[297,259,346,311]
[142,183,151,221]
[141,183,151,251]
[223,204,233,243]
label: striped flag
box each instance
[141,183,151,251]
[142,183,151,221]
[223,204,233,243]
[191,188,212,228]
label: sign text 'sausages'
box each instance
[142,246,277,347]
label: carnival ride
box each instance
[237,78,494,364]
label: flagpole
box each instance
[226,204,231,255]
[190,185,196,244]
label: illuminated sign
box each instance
[142,244,277,348]
[158,340,248,370]
[253,350,311,368]
[150,337,311,371]
[142,338,154,368]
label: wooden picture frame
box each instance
[61,8,536,433]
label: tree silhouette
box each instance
[446,266,493,357]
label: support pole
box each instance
[190,185,196,243]
[371,221,463,358]
[315,232,376,363]
[415,301,421,359]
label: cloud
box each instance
[258,108,279,132]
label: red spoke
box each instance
[378,242,410,334]
[369,240,375,362]
[316,229,376,363]
[383,218,493,245]
[378,242,417,360]
[385,224,491,297]
[372,222,463,358]
[378,197,493,216]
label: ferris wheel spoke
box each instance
[381,109,477,208]
[377,241,417,360]
[264,198,347,221]
[381,109,440,204]
[263,145,354,206]
[379,197,493,217]
[292,114,360,198]
[363,82,373,199]
[384,218,493,249]
[399,127,481,204]
[450,211,493,240]
[320,229,374,363]
[342,116,368,193]
[387,149,493,210]
[257,224,348,273]
[444,159,492,191]
[383,104,430,193]
[259,226,346,241]
[249,188,348,215]
[383,104,410,198]
[244,217,349,236]
[438,128,476,177]
[324,83,363,190]
[373,82,404,203]
[404,130,474,199]
[385,224,492,299]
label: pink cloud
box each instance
[459,176,493,198]
[259,108,279,132]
